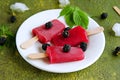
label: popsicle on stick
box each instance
[51,26,104,46]
[20,19,65,49]
[28,46,84,63]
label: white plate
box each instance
[16,9,105,73]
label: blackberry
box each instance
[80,42,87,51]
[64,27,71,31]
[10,15,16,23]
[62,31,69,38]
[113,46,120,56]
[45,22,53,29]
[63,44,71,52]
[100,13,108,19]
[0,37,7,45]
[42,43,50,50]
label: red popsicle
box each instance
[28,46,84,63]
[51,26,88,46]
[20,19,65,49]
[32,19,65,43]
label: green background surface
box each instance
[0,0,120,80]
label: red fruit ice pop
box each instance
[51,26,104,46]
[20,19,65,49]
[28,46,84,63]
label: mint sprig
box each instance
[0,25,15,48]
[59,5,89,29]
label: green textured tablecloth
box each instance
[0,0,120,80]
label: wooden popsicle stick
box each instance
[113,6,120,16]
[20,36,38,49]
[87,27,104,36]
[28,53,47,59]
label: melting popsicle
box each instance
[51,26,104,46]
[20,19,65,49]
[28,46,84,63]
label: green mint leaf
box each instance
[73,7,89,29]
[0,25,13,36]
[59,5,74,17]
[65,12,75,28]
[78,10,89,29]
[73,9,82,26]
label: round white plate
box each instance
[16,9,105,73]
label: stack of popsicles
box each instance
[20,19,104,64]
